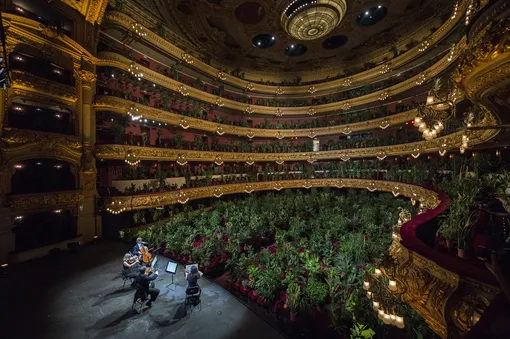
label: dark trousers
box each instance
[148,287,160,302]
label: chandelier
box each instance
[106,200,126,214]
[451,0,480,26]
[215,97,224,107]
[380,63,391,75]
[275,108,283,116]
[308,85,317,94]
[216,71,226,81]
[124,150,140,166]
[281,0,347,41]
[128,63,143,80]
[307,107,316,116]
[245,105,253,114]
[179,85,189,97]
[414,79,457,140]
[275,87,284,96]
[246,83,255,91]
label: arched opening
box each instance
[8,101,75,134]
[11,159,77,195]
[12,210,78,252]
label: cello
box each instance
[139,245,153,264]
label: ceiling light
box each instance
[290,44,295,48]
[271,36,275,40]
[257,42,261,45]
[365,11,369,15]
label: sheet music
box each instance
[165,261,178,274]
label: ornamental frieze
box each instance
[1,128,81,148]
[104,2,466,92]
[98,50,459,116]
[93,95,417,138]
[104,178,439,212]
[10,70,77,103]
[95,113,497,163]
[6,190,84,211]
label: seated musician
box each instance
[185,266,203,288]
[122,251,140,280]
[134,265,160,307]
[133,237,147,262]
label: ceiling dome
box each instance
[281,0,347,41]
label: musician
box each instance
[122,251,140,280]
[134,265,160,307]
[185,266,203,288]
[133,237,147,262]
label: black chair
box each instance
[132,285,147,313]
[185,286,201,313]
[122,269,137,290]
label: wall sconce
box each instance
[177,191,189,204]
[342,102,352,110]
[418,40,430,52]
[181,53,193,64]
[179,117,189,129]
[343,78,352,87]
[213,188,223,198]
[215,97,224,107]
[179,85,189,97]
[274,183,283,191]
[303,181,312,189]
[128,106,142,121]
[276,131,284,140]
[388,280,397,291]
[377,151,387,160]
[176,154,187,166]
[275,87,284,96]
[244,184,254,194]
[214,155,224,166]
[128,62,143,80]
[342,127,352,135]
[124,151,140,166]
[439,143,447,156]
[216,126,225,135]
[411,147,421,158]
[379,119,390,129]
[380,63,391,75]
[245,105,253,114]
[246,130,255,139]
[131,23,147,37]
[367,183,377,192]
[216,72,226,81]
[307,108,316,116]
[392,186,400,197]
[246,83,255,91]
[308,85,317,94]
[246,157,254,165]
[378,90,389,101]
[276,157,285,165]
[275,108,283,116]
[106,200,126,214]
[335,179,345,188]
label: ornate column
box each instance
[74,65,100,240]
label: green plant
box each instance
[286,282,302,313]
[304,279,328,306]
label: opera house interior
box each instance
[1,0,510,338]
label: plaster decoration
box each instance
[5,190,84,211]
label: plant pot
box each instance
[457,248,465,258]
[290,312,297,322]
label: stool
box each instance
[132,286,148,313]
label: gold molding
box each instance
[104,1,466,93]
[1,128,81,148]
[6,190,84,212]
[93,95,417,138]
[453,3,510,104]
[94,112,498,162]
[60,0,109,25]
[10,70,77,103]
[97,50,460,116]
[104,178,439,212]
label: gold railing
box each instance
[95,112,498,163]
[94,95,417,138]
[104,178,439,212]
[6,190,84,212]
[10,70,77,103]
[97,49,460,116]
[104,1,467,93]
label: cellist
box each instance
[133,237,147,263]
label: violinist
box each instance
[134,265,160,307]
[123,251,140,280]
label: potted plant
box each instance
[286,282,301,322]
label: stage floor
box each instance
[2,241,285,339]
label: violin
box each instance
[127,256,138,265]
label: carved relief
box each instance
[5,190,84,211]
[10,70,77,103]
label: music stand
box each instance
[165,261,178,290]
